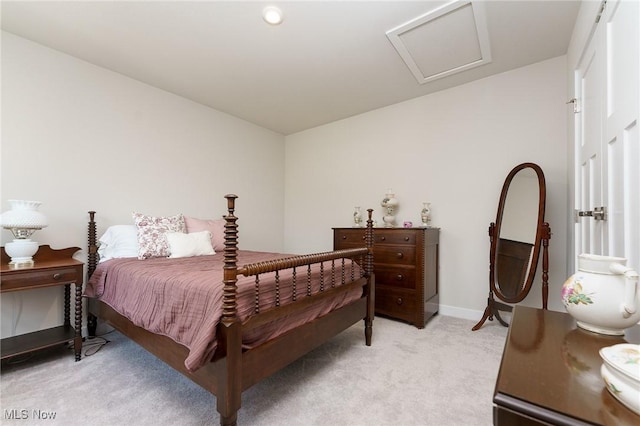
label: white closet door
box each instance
[575,5,606,257]
[574,0,639,269]
[604,0,639,269]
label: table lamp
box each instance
[1,200,48,268]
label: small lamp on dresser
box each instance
[0,200,48,268]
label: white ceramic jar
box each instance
[600,343,640,415]
[562,254,640,335]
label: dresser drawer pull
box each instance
[396,274,404,281]
[380,236,386,241]
[396,297,404,305]
[396,252,403,259]
[404,236,410,241]
[342,235,347,240]
[53,273,62,280]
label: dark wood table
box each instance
[494,306,640,425]
[1,246,84,361]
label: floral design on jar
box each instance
[562,278,594,306]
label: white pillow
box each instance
[166,230,215,258]
[97,225,139,262]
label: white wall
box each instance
[284,56,569,319]
[1,32,286,338]
[1,31,572,337]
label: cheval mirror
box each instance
[472,162,551,331]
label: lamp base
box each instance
[4,239,39,268]
[8,258,35,269]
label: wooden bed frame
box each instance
[85,194,375,425]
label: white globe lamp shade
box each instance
[1,200,48,268]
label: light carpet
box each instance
[0,315,508,426]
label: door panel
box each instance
[574,0,639,270]
[576,19,605,256]
[605,0,639,268]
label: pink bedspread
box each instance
[86,251,363,372]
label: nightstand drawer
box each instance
[374,245,415,265]
[375,287,417,323]
[374,265,416,289]
[1,266,81,292]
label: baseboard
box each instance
[438,304,484,321]
[439,304,513,324]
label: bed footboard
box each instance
[216,195,374,425]
[219,194,374,334]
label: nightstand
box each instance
[1,245,84,361]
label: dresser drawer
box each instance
[375,287,417,324]
[1,266,81,292]
[374,265,416,289]
[374,245,416,265]
[334,229,367,247]
[374,230,416,245]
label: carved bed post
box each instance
[87,211,98,337]
[217,194,242,426]
[87,211,98,277]
[222,195,240,323]
[364,208,374,346]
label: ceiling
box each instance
[1,1,581,135]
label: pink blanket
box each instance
[86,251,363,372]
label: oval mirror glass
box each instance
[491,163,546,303]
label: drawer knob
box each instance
[404,236,410,241]
[380,236,386,241]
[396,297,403,305]
[53,273,62,280]
[342,235,347,240]
[396,252,403,259]
[396,274,404,281]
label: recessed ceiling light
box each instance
[263,6,283,25]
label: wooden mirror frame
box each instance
[473,162,551,331]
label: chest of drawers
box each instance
[333,227,439,328]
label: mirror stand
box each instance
[472,222,550,331]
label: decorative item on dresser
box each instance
[0,245,84,361]
[334,226,439,328]
[420,202,432,227]
[353,206,363,227]
[380,190,399,227]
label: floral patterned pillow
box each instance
[133,212,186,259]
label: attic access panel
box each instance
[387,0,492,84]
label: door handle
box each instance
[577,206,606,221]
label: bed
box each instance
[84,194,375,425]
